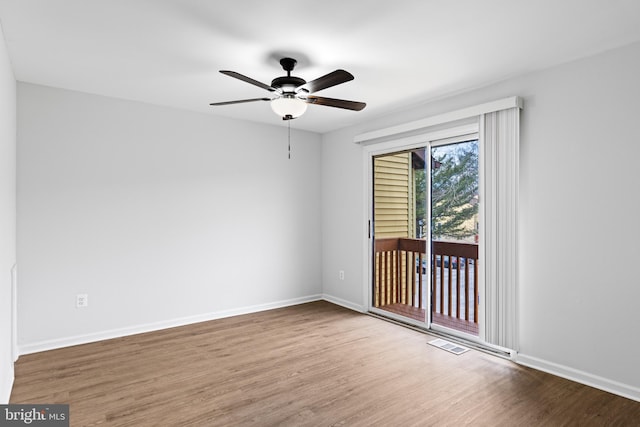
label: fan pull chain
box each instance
[288,120,291,160]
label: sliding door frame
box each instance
[367,141,432,329]
[364,123,483,339]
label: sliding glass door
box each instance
[429,139,480,337]
[371,148,428,324]
[369,134,481,340]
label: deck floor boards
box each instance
[379,303,479,336]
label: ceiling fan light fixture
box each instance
[271,95,307,119]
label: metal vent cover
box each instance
[428,338,470,355]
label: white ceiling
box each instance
[1,0,640,134]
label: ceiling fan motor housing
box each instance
[271,75,306,93]
[271,58,306,93]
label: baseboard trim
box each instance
[321,294,366,313]
[19,294,323,356]
[517,353,640,403]
[1,362,14,404]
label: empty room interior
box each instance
[1,1,640,425]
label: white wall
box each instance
[322,41,640,399]
[0,22,17,403]
[17,84,322,352]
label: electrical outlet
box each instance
[339,270,345,280]
[76,293,88,308]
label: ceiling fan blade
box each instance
[305,96,366,111]
[297,70,354,94]
[209,98,271,106]
[220,70,277,92]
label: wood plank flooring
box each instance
[10,301,640,426]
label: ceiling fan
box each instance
[209,58,366,120]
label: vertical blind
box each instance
[482,107,520,351]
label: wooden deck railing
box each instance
[374,238,479,333]
[431,241,479,329]
[374,238,427,310]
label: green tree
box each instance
[415,141,478,240]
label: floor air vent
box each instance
[428,338,469,355]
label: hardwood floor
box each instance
[10,301,640,426]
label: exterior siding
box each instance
[373,153,410,238]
